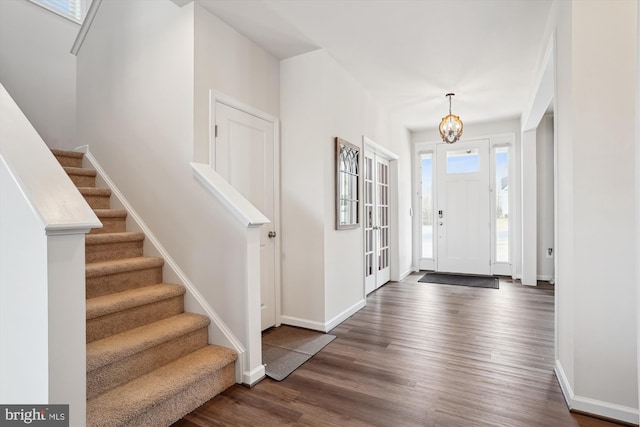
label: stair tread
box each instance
[87,313,210,372]
[93,209,127,218]
[86,232,145,246]
[51,148,83,158]
[86,284,185,320]
[63,166,97,177]
[79,187,111,196]
[87,345,236,425]
[86,256,164,278]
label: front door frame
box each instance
[209,90,281,329]
[413,133,516,277]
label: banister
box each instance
[190,162,270,228]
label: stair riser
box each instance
[68,174,96,187]
[54,155,82,168]
[118,363,236,427]
[84,194,111,209]
[87,267,163,299]
[86,241,144,263]
[87,328,208,399]
[91,218,126,234]
[87,296,184,343]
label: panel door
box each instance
[215,101,276,330]
[436,140,491,275]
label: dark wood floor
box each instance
[173,273,625,427]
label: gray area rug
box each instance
[418,272,499,289]
[262,326,335,381]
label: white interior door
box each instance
[215,101,276,330]
[364,152,391,294]
[436,140,491,275]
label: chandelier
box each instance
[439,93,463,144]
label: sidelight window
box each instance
[495,147,509,263]
[421,153,433,259]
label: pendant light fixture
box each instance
[439,93,463,144]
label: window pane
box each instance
[421,153,433,258]
[31,0,83,22]
[447,149,479,174]
[496,147,509,262]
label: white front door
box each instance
[436,139,491,275]
[364,152,391,294]
[215,101,277,330]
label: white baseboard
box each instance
[555,360,639,424]
[537,274,554,281]
[281,299,366,333]
[324,299,365,332]
[280,315,327,332]
[242,364,265,387]
[399,269,415,281]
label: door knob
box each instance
[268,231,276,238]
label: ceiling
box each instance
[197,0,554,131]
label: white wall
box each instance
[280,50,406,330]
[571,0,637,411]
[0,0,78,149]
[551,0,639,422]
[389,115,413,279]
[536,114,554,279]
[280,51,327,328]
[0,157,49,404]
[194,3,280,163]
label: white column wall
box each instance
[551,0,639,421]
[536,115,555,280]
[521,129,537,286]
[570,0,637,410]
[280,51,327,328]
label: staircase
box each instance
[51,149,237,427]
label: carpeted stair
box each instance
[51,149,237,427]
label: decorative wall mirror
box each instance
[335,137,360,229]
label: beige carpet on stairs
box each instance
[51,149,237,427]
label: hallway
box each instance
[174,274,623,426]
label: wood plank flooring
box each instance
[173,273,626,426]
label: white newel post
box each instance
[244,226,265,385]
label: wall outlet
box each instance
[546,248,553,258]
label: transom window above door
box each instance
[446,148,480,174]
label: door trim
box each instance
[209,90,281,328]
[363,136,399,291]
[413,132,517,278]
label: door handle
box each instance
[268,231,276,238]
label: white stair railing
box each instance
[0,83,101,426]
